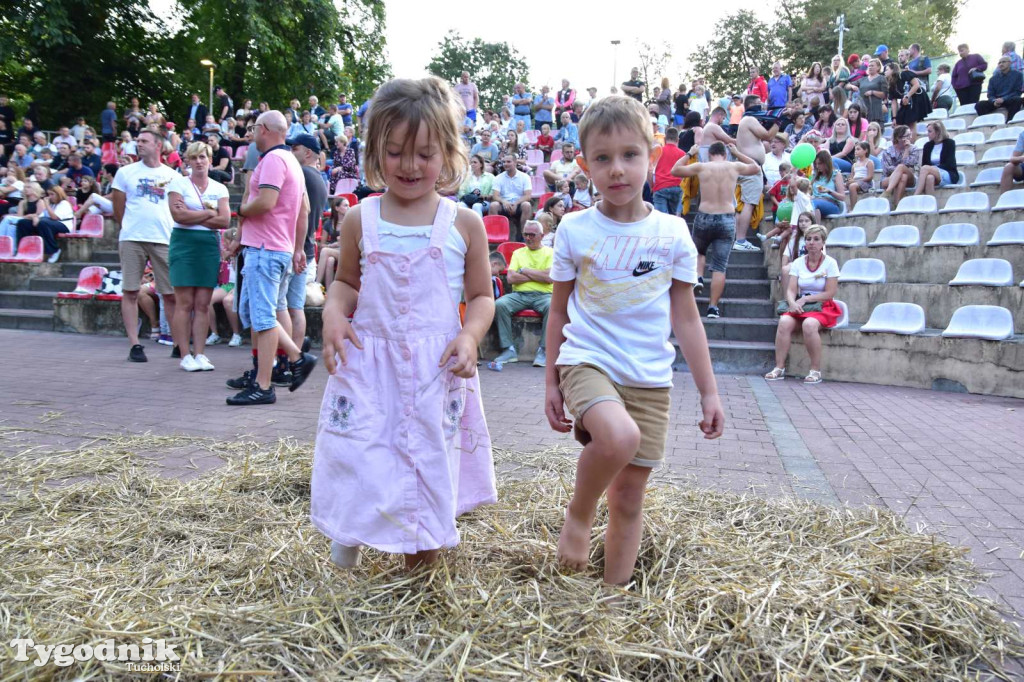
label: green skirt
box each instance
[169,228,220,288]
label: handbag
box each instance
[968,68,986,83]
[776,300,823,315]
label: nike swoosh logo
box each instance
[632,265,659,277]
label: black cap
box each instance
[286,133,321,154]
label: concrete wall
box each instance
[0,263,60,291]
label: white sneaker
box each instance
[732,240,760,252]
[228,333,243,347]
[330,541,361,568]
[494,346,518,364]
[47,249,61,263]
[179,354,202,372]
[194,354,215,371]
[533,347,547,367]
[206,333,222,345]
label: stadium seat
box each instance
[1012,111,1024,124]
[484,215,510,244]
[526,149,543,166]
[940,191,990,213]
[367,192,384,198]
[925,108,948,120]
[954,149,977,166]
[56,266,109,299]
[981,145,1015,164]
[988,126,1024,143]
[337,192,358,207]
[944,118,967,132]
[514,310,542,319]
[941,305,1014,340]
[496,241,525,265]
[834,299,849,328]
[913,136,927,149]
[859,302,926,334]
[0,235,13,260]
[994,190,1024,211]
[80,213,104,237]
[537,192,554,207]
[970,113,1006,129]
[915,123,929,137]
[952,103,977,117]
[949,258,1014,286]
[870,224,920,247]
[953,131,984,147]
[12,236,43,262]
[971,168,1004,187]
[883,127,894,139]
[839,258,886,283]
[531,175,546,195]
[525,130,540,144]
[233,145,248,159]
[925,223,979,246]
[535,163,550,177]
[891,195,937,215]
[825,226,867,247]
[334,178,358,195]
[550,149,563,163]
[847,197,889,217]
[988,221,1024,245]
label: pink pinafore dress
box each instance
[311,197,497,555]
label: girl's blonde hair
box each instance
[362,76,468,195]
[927,120,949,142]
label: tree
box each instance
[426,32,530,112]
[691,11,782,97]
[634,41,673,101]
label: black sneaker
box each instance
[695,276,705,293]
[226,384,276,406]
[128,344,148,362]
[301,336,311,353]
[171,345,182,359]
[289,352,319,392]
[226,369,255,389]
[706,305,721,319]
[271,361,293,387]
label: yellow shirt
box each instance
[508,246,554,293]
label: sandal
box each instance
[804,370,822,384]
[764,367,786,381]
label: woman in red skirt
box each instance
[765,224,841,384]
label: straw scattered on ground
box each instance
[1,434,1021,680]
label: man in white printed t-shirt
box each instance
[489,153,532,240]
[111,127,179,364]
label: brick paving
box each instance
[3,328,1024,643]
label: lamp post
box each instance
[200,59,215,118]
[611,40,621,91]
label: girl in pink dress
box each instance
[312,77,497,571]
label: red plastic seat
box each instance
[95,293,123,301]
[496,241,524,266]
[57,266,109,299]
[367,192,384,198]
[337,192,358,207]
[0,235,13,260]
[234,144,249,159]
[537,192,554,207]
[13,236,43,262]
[333,178,358,195]
[79,213,104,237]
[514,310,542,319]
[550,149,563,163]
[484,215,510,244]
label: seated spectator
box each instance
[976,56,1023,118]
[488,251,506,299]
[81,140,102,176]
[35,147,55,169]
[458,153,494,215]
[31,164,54,191]
[72,174,101,214]
[53,126,77,150]
[881,125,921,203]
[118,131,137,161]
[809,150,846,222]
[145,103,165,128]
[827,118,857,173]
[535,195,564,247]
[470,129,501,167]
[162,139,183,172]
[514,118,529,149]
[0,181,41,242]
[765,162,794,223]
[763,133,791,188]
[553,179,573,211]
[501,129,529,172]
[0,165,25,213]
[64,152,95,188]
[916,120,958,195]
[764,224,840,385]
[328,131,359,194]
[570,173,593,211]
[845,104,867,140]
[491,222,553,367]
[930,63,955,111]
[15,185,73,261]
[288,110,316,139]
[205,134,232,183]
[999,128,1024,193]
[542,143,581,189]
[552,111,579,150]
[535,124,554,162]
[316,197,349,286]
[812,105,835,139]
[864,121,888,167]
[71,118,89,144]
[201,115,220,136]
[847,142,875,206]
[489,154,533,240]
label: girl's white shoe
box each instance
[228,333,243,347]
[330,541,361,568]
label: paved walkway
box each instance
[3,329,1024,638]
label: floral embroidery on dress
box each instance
[329,395,354,430]
[445,396,464,436]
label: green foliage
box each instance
[635,41,673,100]
[426,32,530,112]
[691,11,782,97]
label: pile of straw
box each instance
[1,435,1021,680]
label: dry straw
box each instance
[1,434,1021,680]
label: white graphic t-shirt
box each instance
[111,161,178,244]
[550,204,698,387]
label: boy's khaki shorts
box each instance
[557,363,671,468]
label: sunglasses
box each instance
[523,233,541,239]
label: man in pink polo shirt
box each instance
[227,110,315,405]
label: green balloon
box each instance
[776,200,793,222]
[791,143,816,169]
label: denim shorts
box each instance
[280,259,309,310]
[239,246,291,332]
[692,212,736,273]
[937,168,952,187]
[812,198,842,217]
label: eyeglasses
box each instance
[523,233,541,239]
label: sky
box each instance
[384,0,1018,93]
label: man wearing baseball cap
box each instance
[874,45,894,69]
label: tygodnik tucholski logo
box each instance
[10,637,181,672]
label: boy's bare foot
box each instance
[557,507,592,571]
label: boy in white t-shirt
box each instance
[545,96,725,585]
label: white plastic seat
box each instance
[942,305,1014,340]
[834,300,849,328]
[994,190,1024,211]
[883,127,894,139]
[952,103,977,117]
[988,126,1024,143]
[925,108,948,120]
[916,122,930,136]
[839,258,886,283]
[981,145,1015,164]
[891,195,937,215]
[988,222,1024,245]
[847,197,890,217]
[954,149,977,167]
[826,226,867,248]
[954,131,985,147]
[914,136,927,149]
[925,223,979,246]
[945,118,967,132]
[940,191,990,213]
[971,168,1004,187]
[1012,111,1024,124]
[860,302,926,334]
[949,258,1014,286]
[970,113,1007,129]
[870,224,920,247]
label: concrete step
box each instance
[0,290,56,311]
[712,278,772,299]
[702,265,768,280]
[695,297,775,318]
[92,250,121,265]
[702,317,778,343]
[712,249,765,265]
[674,338,776,374]
[59,262,107,277]
[29,277,77,293]
[0,307,55,331]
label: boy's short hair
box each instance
[664,126,679,142]
[938,63,951,73]
[779,162,792,174]
[578,95,653,156]
[795,177,811,192]
[488,251,507,268]
[708,141,726,157]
